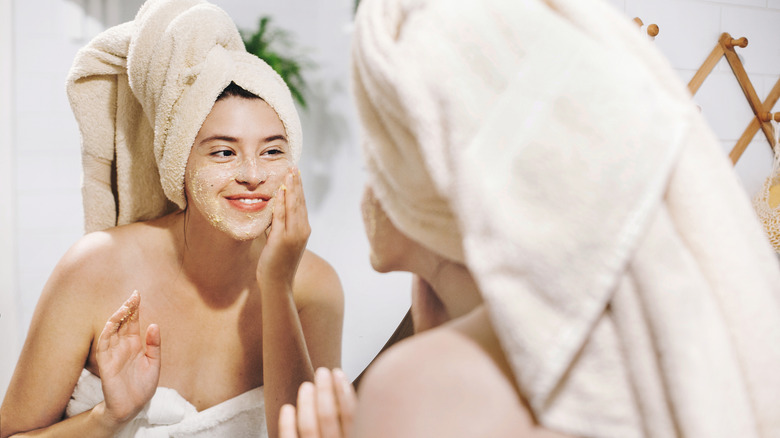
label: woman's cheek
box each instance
[186,164,236,226]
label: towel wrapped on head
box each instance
[67,0,302,233]
[353,0,780,436]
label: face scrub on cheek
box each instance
[188,167,225,227]
[185,159,293,241]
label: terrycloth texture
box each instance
[66,369,267,437]
[67,0,302,233]
[352,0,780,436]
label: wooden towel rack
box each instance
[688,32,780,164]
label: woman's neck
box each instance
[170,211,265,303]
[416,253,483,321]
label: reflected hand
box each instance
[258,167,310,290]
[279,368,356,438]
[95,291,161,426]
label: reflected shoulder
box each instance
[294,250,344,303]
[352,310,537,438]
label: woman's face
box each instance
[361,186,416,272]
[185,96,291,241]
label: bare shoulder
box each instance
[40,219,173,321]
[0,223,152,434]
[293,250,344,307]
[352,306,540,438]
[41,229,123,305]
[47,223,150,298]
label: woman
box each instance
[0,1,343,437]
[280,0,780,437]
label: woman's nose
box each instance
[235,158,268,187]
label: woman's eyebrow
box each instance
[264,134,288,143]
[200,135,239,144]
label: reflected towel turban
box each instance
[67,0,302,232]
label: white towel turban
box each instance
[352,0,780,436]
[67,0,302,233]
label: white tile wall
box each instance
[721,7,780,75]
[693,68,758,141]
[11,0,91,353]
[612,0,780,197]
[734,139,776,196]
[763,75,780,112]
[626,0,722,70]
[712,0,766,7]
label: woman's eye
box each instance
[212,149,235,158]
[263,148,284,156]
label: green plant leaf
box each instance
[240,16,310,109]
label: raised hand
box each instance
[95,291,161,426]
[257,166,311,289]
[279,368,357,438]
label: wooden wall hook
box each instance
[760,112,780,123]
[647,24,659,37]
[726,36,748,49]
[633,17,660,37]
[689,32,777,164]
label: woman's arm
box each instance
[259,167,344,438]
[295,252,344,371]
[0,237,160,438]
[1,237,104,437]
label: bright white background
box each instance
[2,0,780,399]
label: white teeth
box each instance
[238,198,263,204]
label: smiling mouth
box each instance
[237,198,264,204]
[225,195,270,212]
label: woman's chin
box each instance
[213,217,271,242]
[369,252,396,273]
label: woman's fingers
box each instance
[145,323,162,364]
[315,368,342,438]
[296,382,319,438]
[119,291,141,337]
[332,369,356,436]
[284,370,354,438]
[98,290,141,356]
[286,167,310,235]
[272,182,287,235]
[279,404,299,438]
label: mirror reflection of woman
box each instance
[0,2,343,437]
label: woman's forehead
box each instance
[199,96,286,138]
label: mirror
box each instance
[1,0,411,396]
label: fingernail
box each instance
[300,381,315,396]
[280,404,295,418]
[315,367,329,383]
[333,368,351,390]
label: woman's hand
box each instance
[95,291,161,427]
[258,167,311,290]
[279,368,357,438]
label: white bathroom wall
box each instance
[1,0,19,402]
[605,0,780,194]
[9,0,95,391]
[3,0,780,397]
